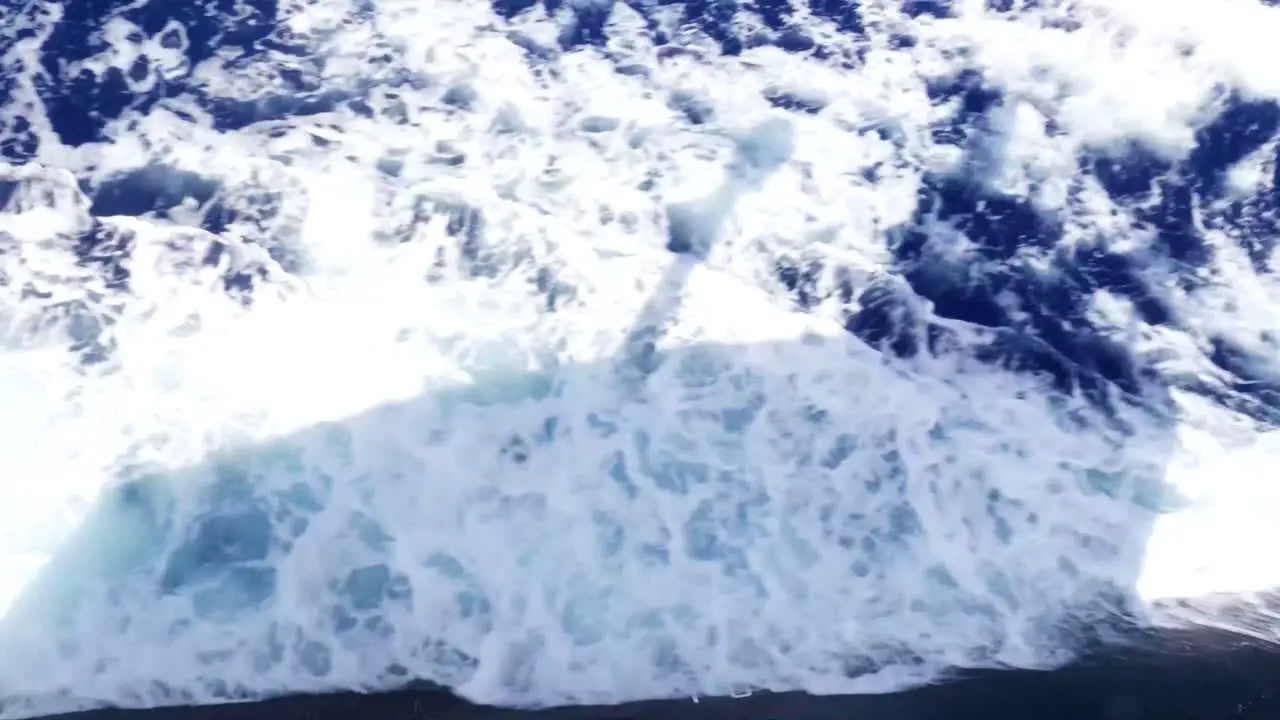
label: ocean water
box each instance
[0,0,1279,717]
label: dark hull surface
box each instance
[33,620,1280,720]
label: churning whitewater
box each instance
[1,0,1280,717]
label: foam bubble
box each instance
[1,0,1280,717]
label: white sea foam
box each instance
[0,0,1279,717]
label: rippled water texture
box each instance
[1,0,1279,717]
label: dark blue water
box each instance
[10,0,1277,426]
[4,0,1280,718]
